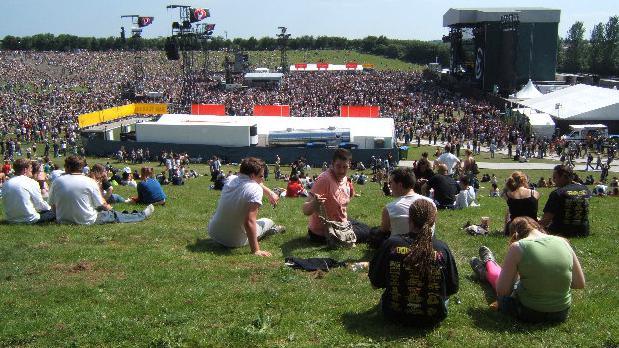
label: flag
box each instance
[190,8,210,22]
[205,24,215,31]
[138,16,154,27]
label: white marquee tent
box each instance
[514,79,543,99]
[519,84,619,121]
[513,108,555,138]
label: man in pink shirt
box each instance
[303,149,369,243]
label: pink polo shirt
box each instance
[308,169,351,236]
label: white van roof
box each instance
[569,124,607,130]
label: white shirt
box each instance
[386,193,435,236]
[50,169,65,182]
[455,186,477,209]
[437,152,460,175]
[49,174,105,225]
[3,175,51,223]
[208,174,263,247]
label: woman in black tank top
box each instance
[503,172,540,235]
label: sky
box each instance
[0,0,617,41]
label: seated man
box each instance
[3,159,55,223]
[303,149,370,243]
[208,157,284,257]
[134,167,166,205]
[424,164,459,209]
[454,176,478,209]
[49,156,154,225]
[540,165,591,237]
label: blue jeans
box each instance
[107,193,126,204]
[498,296,569,323]
[95,210,147,224]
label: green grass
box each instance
[201,50,422,72]
[0,154,618,347]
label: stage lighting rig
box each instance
[120,14,154,100]
[276,26,291,73]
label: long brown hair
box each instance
[404,199,437,279]
[508,216,545,244]
[506,171,528,191]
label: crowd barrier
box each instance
[191,104,226,115]
[253,105,290,117]
[78,103,168,128]
[340,105,380,118]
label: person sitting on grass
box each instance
[370,167,436,248]
[423,164,459,209]
[285,175,306,198]
[470,216,585,323]
[489,183,500,197]
[539,165,591,238]
[89,164,128,204]
[130,167,166,205]
[502,171,540,235]
[49,156,154,225]
[3,158,55,224]
[369,199,459,326]
[454,176,478,209]
[208,157,284,257]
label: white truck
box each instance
[562,124,608,144]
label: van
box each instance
[563,124,608,144]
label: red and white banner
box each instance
[253,105,290,117]
[340,105,380,118]
[191,104,226,115]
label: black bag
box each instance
[284,257,346,271]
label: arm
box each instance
[539,212,554,228]
[259,182,279,206]
[30,182,51,212]
[496,243,522,297]
[244,202,270,257]
[380,206,391,233]
[566,241,586,289]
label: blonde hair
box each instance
[508,216,545,244]
[506,171,528,191]
[140,167,155,179]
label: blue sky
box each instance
[0,0,616,41]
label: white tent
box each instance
[515,79,543,99]
[513,107,555,138]
[519,84,619,121]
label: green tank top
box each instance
[516,236,573,312]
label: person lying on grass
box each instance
[470,216,585,323]
[208,157,284,257]
[369,199,459,326]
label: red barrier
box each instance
[253,105,290,117]
[345,62,358,69]
[295,63,307,69]
[317,62,329,70]
[191,104,226,115]
[340,105,380,118]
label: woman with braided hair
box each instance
[369,199,459,326]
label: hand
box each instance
[253,250,272,257]
[268,192,279,206]
[309,192,326,209]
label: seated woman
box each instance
[470,216,585,323]
[502,171,540,235]
[489,183,500,197]
[369,199,459,326]
[133,167,166,205]
[89,164,127,204]
[31,161,50,200]
[537,177,547,188]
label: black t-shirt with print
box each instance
[544,183,591,237]
[369,235,459,326]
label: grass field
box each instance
[202,50,422,72]
[0,147,618,347]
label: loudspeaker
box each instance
[165,37,179,60]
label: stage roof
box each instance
[443,7,560,27]
[519,84,619,121]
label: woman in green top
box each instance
[470,216,586,323]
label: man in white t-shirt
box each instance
[368,167,436,248]
[208,157,283,257]
[49,156,154,225]
[435,146,461,175]
[3,159,55,223]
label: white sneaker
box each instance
[143,204,155,219]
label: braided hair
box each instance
[404,199,437,279]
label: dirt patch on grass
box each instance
[49,261,125,285]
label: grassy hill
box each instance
[0,147,617,347]
[202,50,423,72]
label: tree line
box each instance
[0,33,449,66]
[559,16,619,76]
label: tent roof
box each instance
[519,84,619,121]
[443,7,560,27]
[515,79,543,99]
[513,108,554,126]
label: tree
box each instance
[603,16,619,76]
[589,22,606,75]
[563,21,588,73]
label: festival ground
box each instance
[0,147,617,347]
